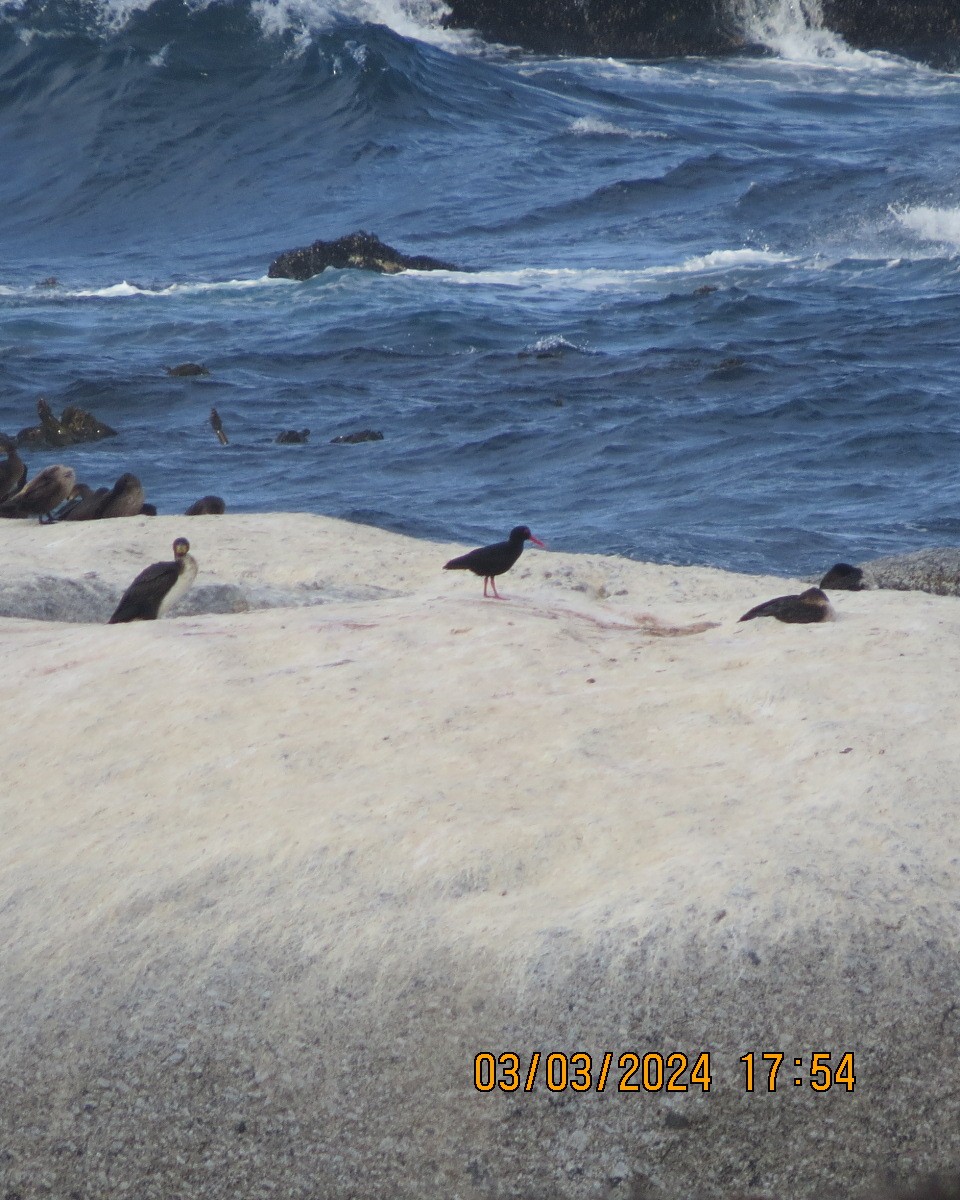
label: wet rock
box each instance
[330,429,384,445]
[166,363,210,377]
[277,430,310,444]
[15,399,116,448]
[440,0,960,65]
[268,231,457,281]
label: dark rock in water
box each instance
[440,0,960,65]
[36,276,58,288]
[185,495,226,516]
[15,399,116,448]
[268,231,457,282]
[61,405,116,443]
[166,363,210,377]
[277,429,310,444]
[330,429,384,445]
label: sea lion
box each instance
[59,485,109,521]
[739,587,834,624]
[819,563,865,591]
[90,473,146,519]
[277,429,310,444]
[184,495,225,515]
[0,465,77,522]
[108,537,198,623]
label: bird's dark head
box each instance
[510,525,545,547]
[173,538,190,558]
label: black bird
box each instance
[108,538,198,624]
[739,586,834,624]
[210,407,228,445]
[0,439,27,501]
[184,495,225,515]
[819,562,865,591]
[0,465,77,522]
[444,525,545,599]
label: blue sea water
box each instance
[2,0,960,575]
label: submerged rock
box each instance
[277,429,310,444]
[330,429,384,444]
[268,231,457,281]
[166,363,210,377]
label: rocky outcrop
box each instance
[443,0,735,58]
[822,0,960,63]
[440,0,960,64]
[14,398,116,449]
[268,231,457,281]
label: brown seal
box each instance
[739,586,834,624]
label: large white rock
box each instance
[2,515,958,1199]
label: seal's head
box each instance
[819,562,865,591]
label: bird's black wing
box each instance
[108,561,178,623]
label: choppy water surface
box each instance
[2,0,960,574]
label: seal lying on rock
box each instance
[0,465,77,522]
[739,586,834,624]
[267,231,457,281]
[91,473,145,519]
[185,495,225,515]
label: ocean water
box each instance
[2,0,960,575]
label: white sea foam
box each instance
[729,0,893,68]
[892,205,960,250]
[440,249,797,291]
[568,117,667,140]
[17,277,285,299]
[0,0,465,47]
